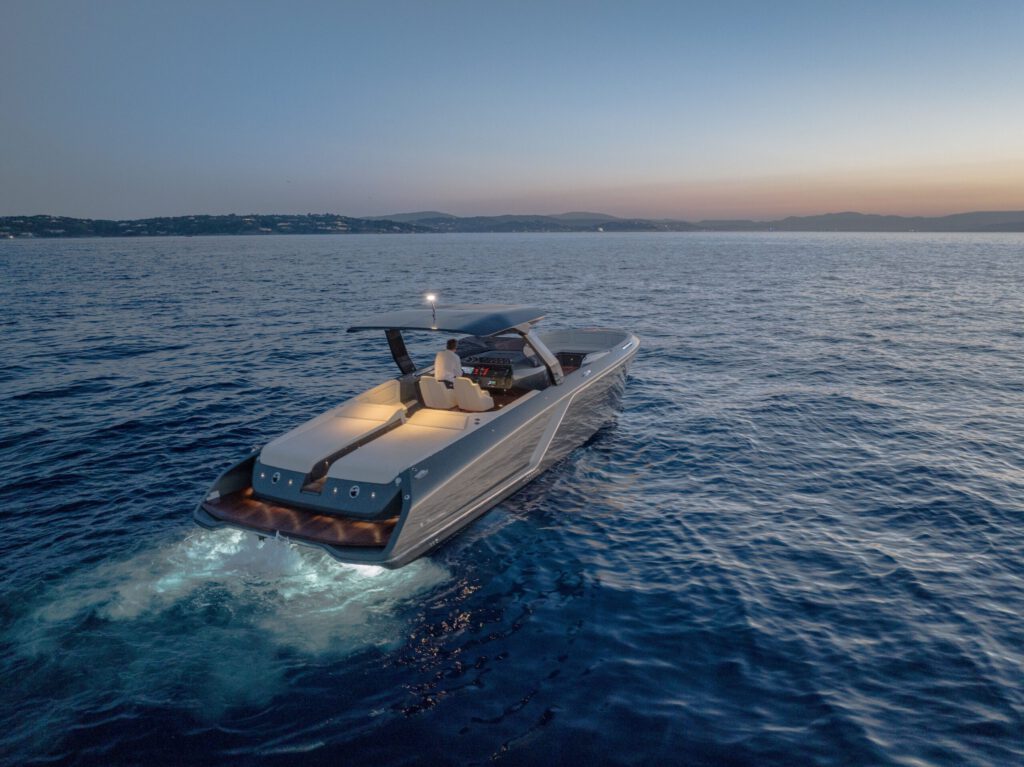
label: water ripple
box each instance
[1,233,1022,766]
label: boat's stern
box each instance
[194,453,412,566]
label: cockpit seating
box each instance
[419,376,457,409]
[454,376,495,412]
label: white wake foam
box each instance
[13,528,449,714]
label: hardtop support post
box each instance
[386,329,416,375]
[516,324,563,385]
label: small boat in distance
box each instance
[195,303,639,567]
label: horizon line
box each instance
[6,207,1024,223]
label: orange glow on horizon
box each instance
[451,160,1024,221]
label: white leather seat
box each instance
[454,377,494,412]
[419,376,457,409]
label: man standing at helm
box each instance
[434,339,461,388]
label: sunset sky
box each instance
[3,0,1023,220]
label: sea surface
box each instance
[1,232,1022,766]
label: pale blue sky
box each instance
[2,0,1022,219]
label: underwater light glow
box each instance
[8,528,449,716]
[345,563,386,578]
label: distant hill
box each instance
[550,211,623,223]
[696,219,770,231]
[363,209,1024,233]
[372,213,697,233]
[2,210,1023,238]
[367,211,458,223]
[696,210,1024,232]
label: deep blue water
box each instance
[1,232,1022,766]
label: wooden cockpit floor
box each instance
[203,488,396,548]
[487,390,524,409]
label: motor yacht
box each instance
[194,304,638,567]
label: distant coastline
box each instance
[3,209,1024,238]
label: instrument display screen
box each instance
[457,337,548,392]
